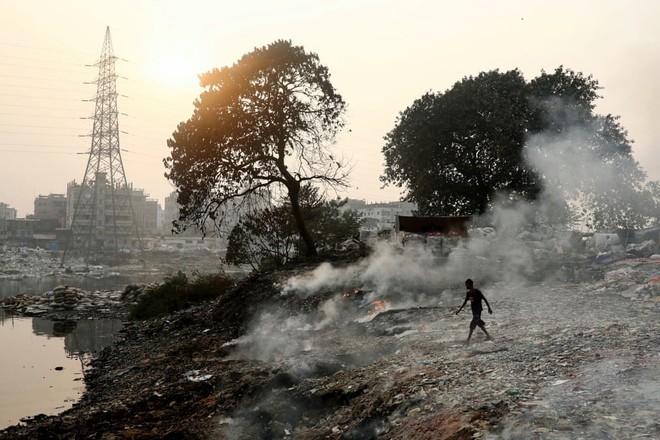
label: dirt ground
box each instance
[0,251,658,439]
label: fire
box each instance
[343,288,365,300]
[371,299,388,311]
[341,288,390,318]
[367,299,390,319]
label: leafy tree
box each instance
[164,40,349,257]
[382,69,538,216]
[293,185,361,251]
[225,185,361,270]
[382,66,656,230]
[225,204,298,271]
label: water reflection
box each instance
[0,310,122,429]
[31,318,123,356]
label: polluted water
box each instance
[0,311,122,429]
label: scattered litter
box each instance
[183,369,212,382]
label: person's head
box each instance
[465,279,474,289]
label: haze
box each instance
[2,1,659,217]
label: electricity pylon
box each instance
[61,27,141,266]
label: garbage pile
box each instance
[0,246,122,281]
[0,247,63,279]
[587,258,660,302]
[0,285,125,318]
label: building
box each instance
[161,190,272,249]
[353,200,417,232]
[132,197,160,237]
[0,202,17,221]
[160,191,221,247]
[65,173,151,253]
[0,217,61,249]
[33,194,67,228]
[162,191,180,235]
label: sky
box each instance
[1,1,660,218]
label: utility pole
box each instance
[62,27,141,266]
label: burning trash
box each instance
[342,288,391,318]
[369,299,389,315]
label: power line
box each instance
[0,81,87,93]
[0,148,79,154]
[0,130,82,137]
[0,60,87,75]
[0,122,86,130]
[0,73,87,84]
[0,92,86,102]
[0,141,82,148]
[0,111,86,119]
[0,102,88,111]
[0,40,94,57]
[0,53,87,67]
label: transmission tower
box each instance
[62,27,141,266]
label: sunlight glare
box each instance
[145,43,203,89]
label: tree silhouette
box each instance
[165,40,349,256]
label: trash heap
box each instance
[0,285,125,318]
[587,258,660,302]
[0,247,63,279]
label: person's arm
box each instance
[483,294,493,314]
[455,296,468,315]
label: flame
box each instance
[367,299,390,319]
[341,288,390,319]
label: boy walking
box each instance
[455,279,492,345]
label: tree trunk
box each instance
[288,183,318,257]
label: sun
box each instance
[145,44,204,89]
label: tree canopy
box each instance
[164,40,349,256]
[381,66,657,229]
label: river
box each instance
[0,266,130,432]
[0,311,123,429]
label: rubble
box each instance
[589,261,660,302]
[0,247,62,279]
[0,285,127,319]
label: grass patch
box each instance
[129,271,234,320]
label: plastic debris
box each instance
[183,369,212,382]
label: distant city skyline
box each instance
[2,1,660,217]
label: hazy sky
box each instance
[2,1,660,217]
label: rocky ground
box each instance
[0,250,658,439]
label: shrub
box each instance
[129,271,233,320]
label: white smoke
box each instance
[523,99,652,231]
[279,262,359,297]
[281,241,450,305]
[230,98,639,364]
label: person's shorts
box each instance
[470,313,485,329]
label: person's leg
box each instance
[467,317,477,345]
[478,323,491,340]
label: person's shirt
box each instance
[466,288,485,313]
